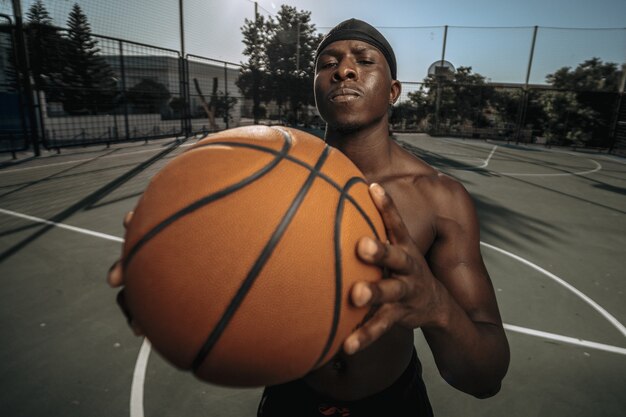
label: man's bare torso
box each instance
[304,140,454,400]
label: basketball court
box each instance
[0,132,624,417]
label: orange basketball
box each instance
[122,126,386,387]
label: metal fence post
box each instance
[224,62,229,129]
[118,40,130,141]
[515,25,538,144]
[608,66,626,153]
[178,0,192,136]
[12,0,40,156]
[434,25,448,134]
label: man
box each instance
[109,18,509,417]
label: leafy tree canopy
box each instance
[547,58,622,92]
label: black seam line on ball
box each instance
[191,144,332,372]
[313,176,365,369]
[122,132,292,270]
[192,141,380,241]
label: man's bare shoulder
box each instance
[394,142,470,205]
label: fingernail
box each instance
[355,283,372,307]
[362,237,377,256]
[345,337,359,355]
[370,183,384,196]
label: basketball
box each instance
[122,125,386,387]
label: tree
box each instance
[59,3,116,115]
[538,90,597,145]
[544,58,622,146]
[421,66,495,130]
[264,5,322,124]
[547,58,621,92]
[127,79,171,114]
[390,88,429,130]
[237,6,329,125]
[490,89,523,129]
[237,13,271,123]
[25,0,65,92]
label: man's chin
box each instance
[326,119,364,134]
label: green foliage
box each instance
[542,58,622,145]
[237,5,322,124]
[59,3,116,115]
[391,88,429,129]
[418,66,495,130]
[25,0,65,93]
[537,90,597,145]
[237,13,271,122]
[490,89,522,127]
[212,92,238,121]
[547,58,621,92]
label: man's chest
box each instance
[380,182,437,255]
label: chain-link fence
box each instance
[1,1,625,155]
[0,14,30,153]
[37,33,185,149]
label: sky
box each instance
[4,0,626,84]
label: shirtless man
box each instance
[109,19,509,417]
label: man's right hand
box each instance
[107,211,144,336]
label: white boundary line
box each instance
[1,206,624,342]
[130,339,151,417]
[478,145,498,168]
[1,207,625,417]
[480,241,626,338]
[438,138,604,177]
[499,158,602,177]
[503,324,626,355]
[0,147,167,174]
[0,208,123,242]
[0,136,202,175]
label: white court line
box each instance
[0,154,108,174]
[503,324,626,355]
[480,241,626,338]
[1,205,624,343]
[440,138,603,177]
[477,145,498,168]
[1,207,624,417]
[0,148,164,174]
[0,208,123,242]
[131,339,151,417]
[499,158,602,177]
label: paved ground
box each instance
[0,132,624,417]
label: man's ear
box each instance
[389,80,401,105]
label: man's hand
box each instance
[107,211,143,336]
[344,183,447,355]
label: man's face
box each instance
[314,40,399,133]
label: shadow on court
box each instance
[0,139,185,263]
[0,133,624,417]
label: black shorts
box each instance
[257,348,434,417]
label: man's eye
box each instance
[358,59,374,65]
[320,61,337,69]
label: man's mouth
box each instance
[328,87,361,102]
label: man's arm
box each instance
[345,182,509,398]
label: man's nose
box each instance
[332,60,357,81]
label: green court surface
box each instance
[0,132,624,417]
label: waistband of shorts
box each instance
[361,346,420,401]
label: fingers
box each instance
[357,236,416,275]
[107,260,124,287]
[351,278,410,308]
[108,210,132,288]
[369,183,411,246]
[344,304,404,354]
[123,210,134,229]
